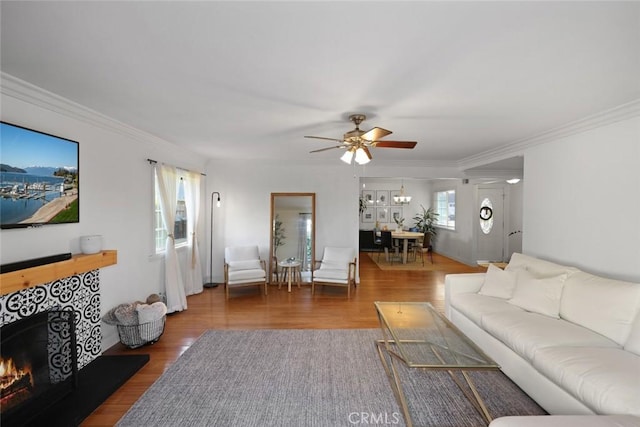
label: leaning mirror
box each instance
[269,193,315,287]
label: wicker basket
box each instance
[116,315,166,349]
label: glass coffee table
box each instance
[374,302,500,427]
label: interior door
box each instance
[476,187,505,262]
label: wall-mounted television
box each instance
[1,122,79,229]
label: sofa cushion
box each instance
[489,415,640,427]
[624,312,640,356]
[479,264,518,299]
[506,253,579,278]
[560,271,640,346]
[532,346,640,416]
[451,293,523,326]
[314,268,350,283]
[322,247,355,263]
[508,270,567,318]
[228,260,262,271]
[225,245,260,262]
[227,268,266,284]
[482,310,619,361]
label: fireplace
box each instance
[0,309,77,427]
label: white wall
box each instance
[507,181,523,258]
[1,83,207,350]
[358,178,433,230]
[5,76,638,354]
[204,160,361,282]
[523,115,640,282]
[430,179,476,264]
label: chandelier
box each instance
[393,183,411,204]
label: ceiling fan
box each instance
[305,114,417,165]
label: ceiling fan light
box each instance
[354,147,371,165]
[340,149,354,164]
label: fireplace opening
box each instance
[1,309,77,427]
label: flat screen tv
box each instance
[1,122,79,229]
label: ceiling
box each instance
[1,1,639,169]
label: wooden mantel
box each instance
[0,250,117,296]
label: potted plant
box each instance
[394,215,405,231]
[359,196,367,215]
[412,205,439,239]
[273,214,286,256]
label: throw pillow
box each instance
[508,270,567,318]
[113,303,139,325]
[136,302,167,342]
[478,264,518,299]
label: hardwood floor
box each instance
[82,252,485,426]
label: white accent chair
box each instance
[224,246,267,299]
[312,247,357,298]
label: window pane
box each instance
[434,190,456,229]
[154,175,189,253]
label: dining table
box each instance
[390,231,424,264]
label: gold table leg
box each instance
[376,339,494,427]
[376,340,413,427]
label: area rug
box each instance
[116,329,545,427]
[367,252,441,271]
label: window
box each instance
[434,190,455,229]
[154,176,188,253]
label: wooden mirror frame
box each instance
[269,193,315,285]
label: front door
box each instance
[476,187,505,262]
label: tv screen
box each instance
[1,122,79,229]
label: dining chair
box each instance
[224,246,268,298]
[413,233,434,265]
[311,247,357,298]
[378,230,398,263]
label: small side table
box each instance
[278,260,301,292]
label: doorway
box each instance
[476,187,505,262]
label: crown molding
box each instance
[458,98,640,170]
[0,72,175,149]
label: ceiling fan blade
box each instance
[310,145,345,153]
[304,135,344,143]
[373,141,417,149]
[360,127,392,142]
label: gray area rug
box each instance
[117,329,545,426]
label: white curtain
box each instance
[156,164,187,313]
[297,213,311,271]
[184,170,204,295]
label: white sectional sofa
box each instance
[444,253,640,425]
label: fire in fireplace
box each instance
[0,356,34,410]
[0,309,77,427]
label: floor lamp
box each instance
[204,191,222,288]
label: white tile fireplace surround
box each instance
[1,270,101,368]
[0,251,117,369]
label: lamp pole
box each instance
[204,191,222,288]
